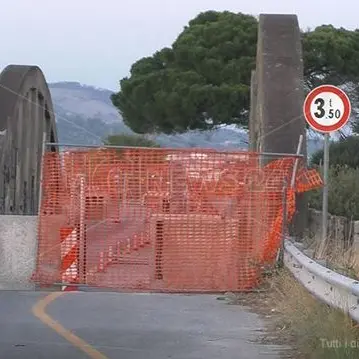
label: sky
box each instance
[1,0,358,91]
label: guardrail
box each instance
[284,239,359,323]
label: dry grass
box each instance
[229,268,359,359]
[304,231,359,280]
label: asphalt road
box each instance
[0,291,285,359]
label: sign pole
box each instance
[321,133,330,254]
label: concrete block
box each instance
[353,221,359,237]
[308,208,322,236]
[316,259,327,267]
[0,215,37,290]
[352,221,359,250]
[329,214,349,243]
[351,221,359,270]
[303,249,315,258]
[293,241,305,251]
[308,208,353,247]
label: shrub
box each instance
[103,133,160,147]
[311,136,359,169]
[308,165,359,220]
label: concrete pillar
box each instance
[249,70,258,151]
[254,14,307,238]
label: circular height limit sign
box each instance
[303,85,351,133]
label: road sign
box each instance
[303,85,351,133]
[303,85,351,258]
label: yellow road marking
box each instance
[32,292,109,359]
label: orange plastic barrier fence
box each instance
[32,148,323,292]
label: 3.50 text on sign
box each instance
[303,85,351,133]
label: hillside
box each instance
[48,82,323,155]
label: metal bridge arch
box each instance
[0,65,58,214]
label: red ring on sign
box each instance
[303,85,351,133]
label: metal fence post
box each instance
[290,134,304,188]
[277,179,288,267]
[78,174,87,284]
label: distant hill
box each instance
[48,81,323,155]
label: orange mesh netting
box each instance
[32,148,323,292]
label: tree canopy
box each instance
[112,11,359,135]
[103,134,160,147]
[302,25,359,88]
